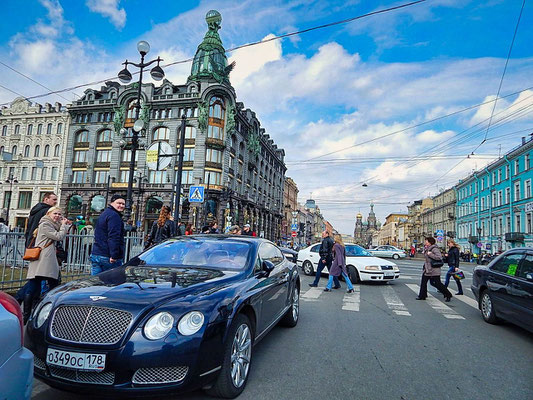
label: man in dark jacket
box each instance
[24,192,57,248]
[90,194,126,275]
[309,230,340,288]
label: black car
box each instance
[25,236,300,398]
[471,247,533,332]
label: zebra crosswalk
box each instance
[300,281,479,320]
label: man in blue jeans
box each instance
[308,230,340,288]
[90,195,126,275]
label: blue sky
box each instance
[1,0,532,234]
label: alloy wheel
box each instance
[230,324,252,388]
[481,293,492,319]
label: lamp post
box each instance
[476,226,482,264]
[117,40,165,221]
[2,175,18,227]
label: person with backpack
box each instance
[324,234,354,293]
[145,206,175,248]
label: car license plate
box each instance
[384,271,394,277]
[46,348,106,371]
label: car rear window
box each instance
[139,238,252,270]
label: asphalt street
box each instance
[31,258,533,400]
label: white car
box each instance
[368,245,406,260]
[297,243,400,283]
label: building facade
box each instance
[0,98,69,229]
[282,177,299,243]
[60,10,286,240]
[377,213,408,246]
[353,203,379,247]
[456,136,533,253]
[419,188,456,249]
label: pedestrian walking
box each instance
[444,239,463,295]
[90,194,126,275]
[145,206,175,247]
[229,225,242,235]
[176,221,185,236]
[309,230,340,288]
[324,234,354,293]
[24,192,58,248]
[209,221,219,234]
[23,206,71,323]
[416,237,453,302]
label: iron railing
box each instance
[0,232,145,291]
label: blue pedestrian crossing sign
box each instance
[436,229,444,237]
[291,223,298,231]
[188,186,205,203]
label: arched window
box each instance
[152,127,169,141]
[24,145,30,157]
[37,124,42,135]
[44,145,50,157]
[27,124,33,135]
[207,96,226,140]
[46,123,52,134]
[14,125,20,135]
[145,196,163,214]
[1,126,7,136]
[75,130,88,143]
[0,146,3,154]
[11,145,17,155]
[109,91,116,99]
[54,144,60,157]
[34,145,40,157]
[57,123,63,134]
[90,195,106,213]
[97,129,113,142]
[126,98,139,119]
[68,195,83,214]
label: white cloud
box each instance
[86,0,126,30]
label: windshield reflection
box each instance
[346,245,372,257]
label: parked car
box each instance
[471,247,533,333]
[368,245,406,259]
[297,243,400,283]
[280,247,298,263]
[25,235,300,398]
[0,291,34,400]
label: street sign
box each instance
[477,242,483,248]
[291,223,298,231]
[291,232,297,237]
[437,236,443,242]
[436,229,444,237]
[146,141,173,170]
[485,243,492,250]
[188,186,205,203]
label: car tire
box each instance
[302,261,314,276]
[392,254,400,260]
[348,265,360,284]
[207,314,253,399]
[280,283,299,327]
[480,289,500,324]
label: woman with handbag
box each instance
[416,236,452,302]
[23,206,71,323]
[444,239,463,295]
[323,234,355,293]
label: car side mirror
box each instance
[261,260,275,276]
[526,273,533,282]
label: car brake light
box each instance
[0,292,24,345]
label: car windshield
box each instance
[346,245,372,257]
[138,237,252,270]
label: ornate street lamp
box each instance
[117,40,165,221]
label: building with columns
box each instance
[59,10,286,240]
[0,98,69,229]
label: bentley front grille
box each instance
[34,356,46,371]
[49,366,115,385]
[50,305,132,344]
[132,366,189,385]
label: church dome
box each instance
[356,212,363,218]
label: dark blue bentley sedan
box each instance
[25,235,300,398]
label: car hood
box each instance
[49,265,241,311]
[346,256,397,266]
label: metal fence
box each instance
[0,232,145,292]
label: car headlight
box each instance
[36,303,52,328]
[144,312,175,340]
[393,266,400,271]
[178,311,205,336]
[365,265,380,271]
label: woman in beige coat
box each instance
[23,206,71,323]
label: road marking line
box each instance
[301,287,323,299]
[453,294,479,309]
[406,284,465,320]
[381,285,411,316]
[342,286,360,311]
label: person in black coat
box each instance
[24,192,58,248]
[444,239,463,295]
[146,206,175,247]
[309,230,340,288]
[90,195,126,275]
